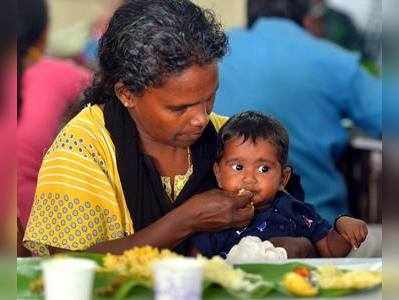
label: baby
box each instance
[190,111,368,258]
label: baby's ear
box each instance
[213,162,222,188]
[280,165,292,190]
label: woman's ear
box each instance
[280,165,292,190]
[114,82,135,108]
[213,162,222,189]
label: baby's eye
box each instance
[257,165,270,173]
[231,164,244,171]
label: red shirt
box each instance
[17,57,91,225]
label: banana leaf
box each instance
[17,254,381,300]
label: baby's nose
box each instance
[242,175,257,188]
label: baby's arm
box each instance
[315,230,352,257]
[334,216,368,249]
[315,217,368,257]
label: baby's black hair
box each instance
[216,111,289,165]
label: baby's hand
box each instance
[335,216,368,249]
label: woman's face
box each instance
[123,63,219,148]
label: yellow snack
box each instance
[103,247,270,294]
[103,246,178,284]
[282,272,318,297]
[198,256,268,293]
[314,266,382,290]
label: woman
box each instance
[24,0,314,257]
[17,0,91,227]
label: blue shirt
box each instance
[214,18,382,222]
[190,192,331,258]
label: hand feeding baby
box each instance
[190,112,368,261]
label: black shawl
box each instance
[103,100,218,253]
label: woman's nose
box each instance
[190,104,208,127]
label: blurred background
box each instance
[49,0,382,71]
[45,0,382,223]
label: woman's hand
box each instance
[180,189,255,232]
[83,189,253,255]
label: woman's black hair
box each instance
[81,0,228,109]
[17,0,49,119]
[247,0,310,28]
[216,111,290,166]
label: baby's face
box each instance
[214,136,290,207]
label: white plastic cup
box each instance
[152,257,203,300]
[41,257,98,300]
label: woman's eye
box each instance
[171,107,187,114]
[231,164,243,171]
[258,165,270,173]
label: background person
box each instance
[17,0,91,227]
[215,0,381,225]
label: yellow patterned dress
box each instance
[23,104,227,255]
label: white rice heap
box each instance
[226,236,288,264]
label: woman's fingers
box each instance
[186,188,256,231]
[232,204,254,227]
[233,191,254,209]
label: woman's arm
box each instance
[52,189,254,255]
[85,202,193,254]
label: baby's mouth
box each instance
[238,188,258,197]
[238,189,267,209]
